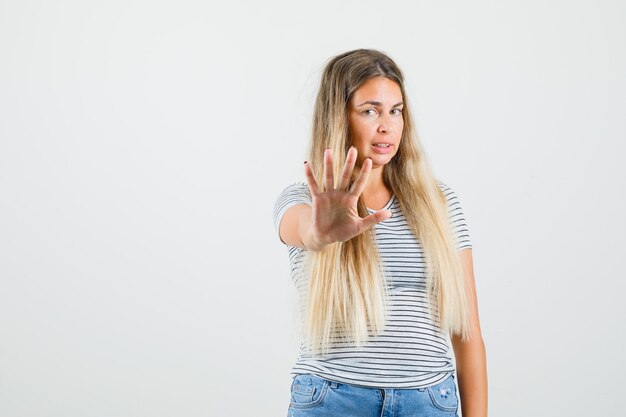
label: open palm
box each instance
[304,147,392,246]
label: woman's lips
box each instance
[371,144,393,154]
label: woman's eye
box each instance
[363,108,402,116]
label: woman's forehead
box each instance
[350,78,403,106]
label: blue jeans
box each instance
[287,373,459,417]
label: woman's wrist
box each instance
[302,224,330,252]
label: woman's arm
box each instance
[278,204,329,251]
[451,248,488,417]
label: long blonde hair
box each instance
[303,48,471,357]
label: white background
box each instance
[1,1,625,416]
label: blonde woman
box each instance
[273,49,487,417]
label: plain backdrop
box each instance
[1,1,625,416]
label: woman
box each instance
[273,49,487,417]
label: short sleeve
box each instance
[439,182,472,250]
[273,182,312,245]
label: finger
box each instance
[303,161,320,198]
[323,148,334,192]
[360,209,392,231]
[349,158,372,196]
[338,147,357,191]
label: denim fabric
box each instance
[287,373,459,417]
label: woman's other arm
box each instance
[451,248,488,417]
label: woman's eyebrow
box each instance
[356,100,404,108]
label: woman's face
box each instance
[347,76,404,169]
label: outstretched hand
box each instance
[303,147,392,247]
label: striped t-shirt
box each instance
[273,180,472,389]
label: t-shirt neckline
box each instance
[366,194,395,212]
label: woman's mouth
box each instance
[371,143,393,154]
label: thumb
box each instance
[361,210,392,230]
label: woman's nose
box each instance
[378,122,392,133]
[378,114,394,133]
